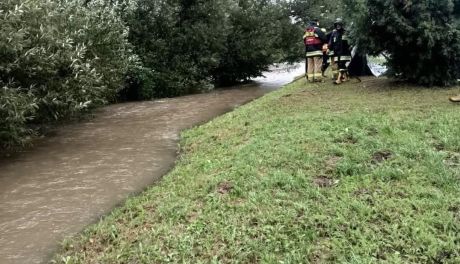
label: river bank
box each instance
[55,78,460,263]
[0,64,304,264]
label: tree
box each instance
[1,0,303,149]
[0,0,134,149]
[344,0,460,86]
[123,0,303,94]
[289,0,342,28]
[123,0,229,98]
[212,0,303,86]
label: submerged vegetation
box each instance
[55,78,460,263]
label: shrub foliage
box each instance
[0,0,134,150]
[1,0,302,150]
[8,0,460,150]
[344,0,460,86]
[123,0,302,96]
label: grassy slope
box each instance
[56,78,460,263]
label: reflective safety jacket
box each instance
[329,29,351,62]
[303,26,327,57]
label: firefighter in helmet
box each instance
[329,18,351,84]
[303,20,327,82]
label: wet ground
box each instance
[0,64,304,264]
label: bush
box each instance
[122,0,227,98]
[0,85,37,150]
[71,0,137,102]
[123,0,303,95]
[0,0,134,149]
[0,0,302,149]
[289,0,342,27]
[119,65,157,100]
[213,0,304,86]
[345,0,460,86]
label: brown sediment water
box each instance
[0,64,304,264]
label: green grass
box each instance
[55,78,460,263]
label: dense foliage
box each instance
[289,0,342,27]
[213,0,302,85]
[344,0,460,86]
[0,0,302,150]
[0,0,135,150]
[4,0,459,150]
[123,0,303,98]
[122,0,228,98]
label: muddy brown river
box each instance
[0,64,304,264]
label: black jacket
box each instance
[329,29,351,57]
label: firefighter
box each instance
[303,20,327,82]
[329,18,352,84]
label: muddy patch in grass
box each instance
[444,151,460,168]
[433,142,446,151]
[354,188,371,196]
[187,202,204,222]
[448,205,460,221]
[372,150,392,163]
[313,175,339,188]
[308,239,333,263]
[367,127,378,136]
[187,211,199,222]
[324,155,342,173]
[353,187,377,205]
[217,181,233,194]
[334,134,358,144]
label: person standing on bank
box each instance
[303,20,327,82]
[329,18,351,84]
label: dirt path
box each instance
[0,65,303,264]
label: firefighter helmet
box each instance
[334,18,343,26]
[309,20,319,27]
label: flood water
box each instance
[0,64,304,264]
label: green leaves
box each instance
[212,0,302,86]
[0,0,134,150]
[345,0,460,86]
[0,85,37,149]
[1,0,301,149]
[122,0,301,95]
